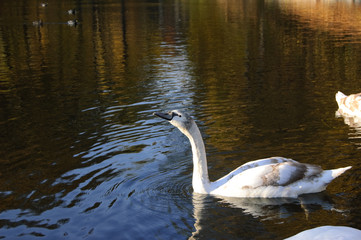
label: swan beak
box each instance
[153,112,173,121]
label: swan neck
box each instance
[185,122,210,193]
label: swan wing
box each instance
[239,156,297,170]
[215,157,297,184]
[262,162,322,186]
[212,161,326,198]
[236,161,322,188]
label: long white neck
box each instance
[183,122,210,194]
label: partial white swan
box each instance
[154,110,351,198]
[285,226,361,240]
[336,91,361,118]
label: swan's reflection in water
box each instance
[336,110,361,128]
[336,110,361,149]
[219,193,335,220]
[190,192,339,239]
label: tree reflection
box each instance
[0,0,361,237]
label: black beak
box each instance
[153,112,175,121]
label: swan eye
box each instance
[171,112,181,118]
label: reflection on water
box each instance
[190,192,346,239]
[336,110,361,128]
[1,0,361,239]
[219,193,336,220]
[336,110,361,149]
[190,193,266,239]
[273,0,361,44]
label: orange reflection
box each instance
[273,0,361,41]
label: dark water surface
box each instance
[1,0,361,239]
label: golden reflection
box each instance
[185,0,361,172]
[92,6,108,95]
[272,0,361,41]
[187,0,251,155]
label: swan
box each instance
[285,226,361,240]
[154,110,351,198]
[336,91,361,118]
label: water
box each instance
[1,0,361,239]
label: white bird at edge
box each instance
[336,91,361,118]
[285,226,361,240]
[154,110,351,198]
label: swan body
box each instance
[154,110,351,198]
[336,91,361,118]
[285,226,361,240]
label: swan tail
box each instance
[331,166,352,179]
[336,91,347,104]
[318,166,352,188]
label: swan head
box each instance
[153,110,195,134]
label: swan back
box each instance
[211,161,350,198]
[336,91,361,117]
